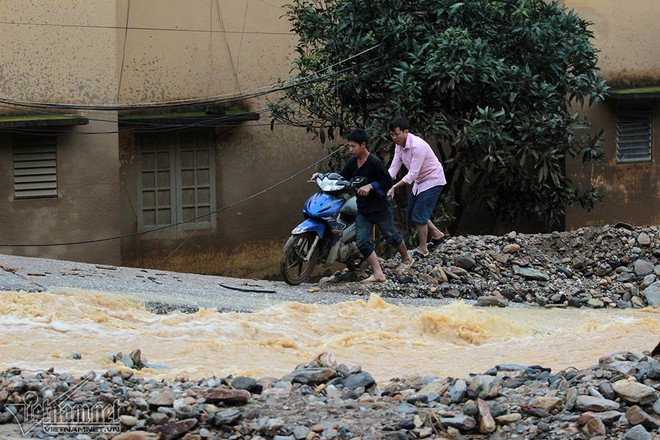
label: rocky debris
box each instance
[0,350,659,439]
[108,349,149,370]
[322,224,660,310]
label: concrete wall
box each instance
[0,1,121,263]
[0,0,331,278]
[563,0,660,84]
[114,0,327,278]
[563,0,660,228]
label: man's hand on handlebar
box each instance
[357,184,373,196]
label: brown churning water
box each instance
[1,289,658,381]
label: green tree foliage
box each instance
[270,0,607,232]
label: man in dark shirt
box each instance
[339,129,414,282]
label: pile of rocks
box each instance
[325,224,660,310]
[0,350,659,439]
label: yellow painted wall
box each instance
[563,0,660,228]
[0,1,330,278]
[0,0,121,263]
[562,0,660,85]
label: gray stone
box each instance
[634,259,654,276]
[343,371,375,390]
[284,367,337,385]
[454,253,477,270]
[574,395,620,412]
[632,296,647,308]
[612,379,659,405]
[292,425,310,440]
[642,281,660,307]
[213,409,242,426]
[636,232,651,246]
[512,265,549,281]
[469,375,501,399]
[640,274,656,289]
[618,272,637,283]
[232,376,262,394]
[450,379,468,403]
[620,424,652,440]
[149,412,169,425]
[564,387,578,411]
[119,415,138,427]
[396,403,418,414]
[647,361,660,379]
[476,296,508,307]
[0,411,14,424]
[598,381,616,400]
[149,389,175,407]
[439,415,476,431]
[587,298,605,308]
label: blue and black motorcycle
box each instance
[280,173,365,285]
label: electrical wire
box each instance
[117,0,132,103]
[0,45,383,111]
[0,144,346,248]
[0,62,389,140]
[0,19,292,35]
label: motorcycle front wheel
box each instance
[280,232,319,285]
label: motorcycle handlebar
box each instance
[312,173,366,188]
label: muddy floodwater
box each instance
[1,289,658,381]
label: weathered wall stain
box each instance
[122,239,284,279]
[564,0,660,229]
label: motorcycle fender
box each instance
[292,219,326,237]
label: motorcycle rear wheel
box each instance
[280,232,319,285]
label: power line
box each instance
[0,19,293,35]
[117,0,132,103]
[0,145,345,248]
[0,55,388,137]
[0,44,383,111]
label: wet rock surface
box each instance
[322,224,660,310]
[0,350,659,439]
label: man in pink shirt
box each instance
[386,116,447,259]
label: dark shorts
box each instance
[407,185,444,225]
[355,206,403,258]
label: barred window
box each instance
[616,105,652,163]
[12,135,58,199]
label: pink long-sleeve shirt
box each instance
[388,133,447,195]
